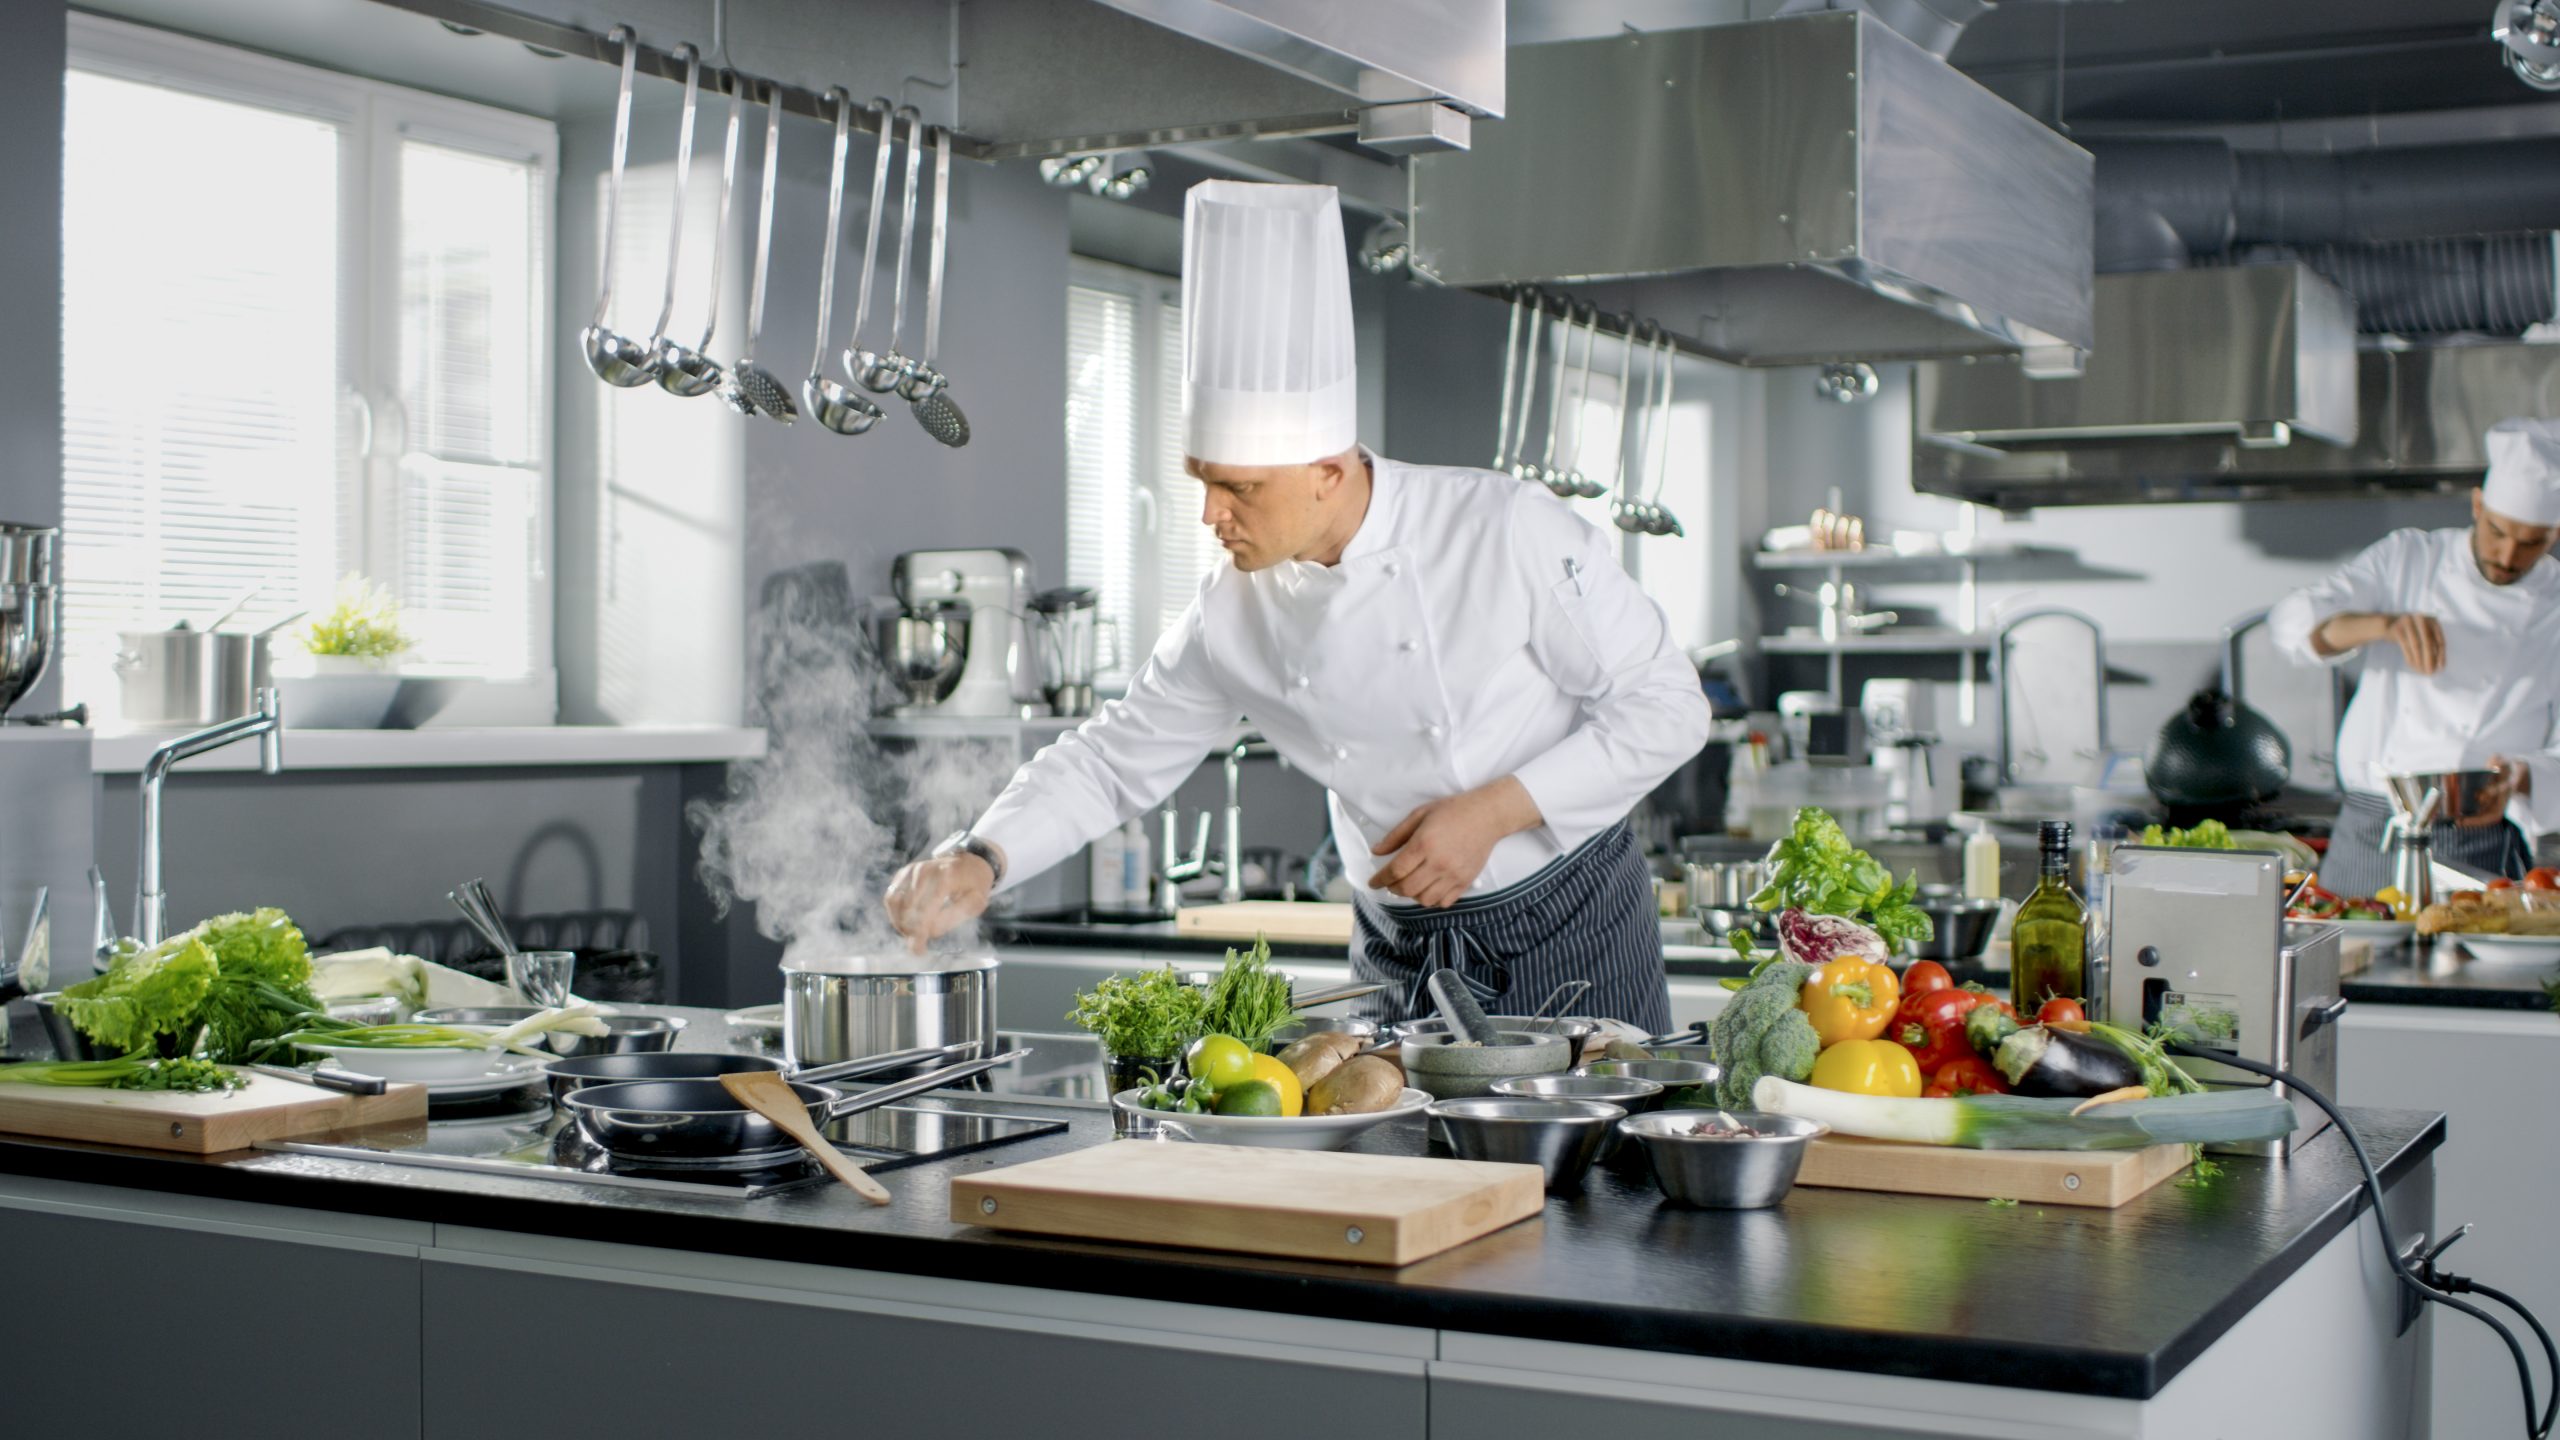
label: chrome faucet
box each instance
[136,686,284,946]
[1156,734,1273,908]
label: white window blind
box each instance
[1064,258,1215,683]
[62,15,555,718]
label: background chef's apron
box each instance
[2318,791,2530,897]
[1347,821,1672,1034]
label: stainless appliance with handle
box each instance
[2105,844,2341,1157]
[887,548,1037,717]
[1025,586,1106,716]
[0,523,60,721]
[782,951,999,1074]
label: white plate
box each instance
[415,1055,550,1096]
[298,1032,505,1082]
[1109,1086,1431,1151]
[2449,932,2560,956]
[723,1004,784,1035]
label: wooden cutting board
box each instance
[951,1141,1543,1265]
[0,1069,427,1154]
[1172,901,1355,945]
[1794,1136,2193,1209]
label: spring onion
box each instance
[0,1055,244,1093]
[1750,1076,2298,1150]
[265,1004,607,1060]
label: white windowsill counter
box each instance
[87,725,767,774]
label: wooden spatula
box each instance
[719,1070,892,1205]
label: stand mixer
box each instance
[0,524,62,722]
[882,549,1038,718]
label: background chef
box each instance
[885,179,1709,1030]
[2269,416,2560,896]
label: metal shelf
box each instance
[1761,631,1994,655]
[1750,543,2055,571]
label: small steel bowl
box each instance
[30,993,103,1061]
[1905,897,2003,961]
[542,1014,688,1058]
[1640,1043,1717,1067]
[1427,1096,1627,1192]
[1619,1109,1827,1209]
[414,1005,548,1027]
[1266,1015,1381,1052]
[1490,1072,1667,1159]
[1574,1057,1719,1105]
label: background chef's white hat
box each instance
[1182,180,1356,466]
[2483,417,2560,525]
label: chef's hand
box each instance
[2382,613,2447,675]
[2461,755,2537,827]
[1369,777,1545,910]
[884,851,997,954]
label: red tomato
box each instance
[2489,877,2519,891]
[2036,997,2086,1026]
[2525,868,2560,892]
[1901,960,1954,996]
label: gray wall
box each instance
[4,3,63,714]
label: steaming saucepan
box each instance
[563,1049,1026,1166]
[783,952,999,1073]
[541,1039,976,1110]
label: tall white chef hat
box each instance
[1181,180,1357,466]
[2482,417,2560,525]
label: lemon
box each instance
[1186,1033,1257,1091]
[1245,1052,1303,1117]
[1213,1080,1283,1117]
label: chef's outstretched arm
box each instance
[2268,530,2446,674]
[1366,488,1709,909]
[885,599,1240,948]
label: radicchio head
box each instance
[1777,908,1888,967]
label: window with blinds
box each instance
[1064,258,1221,685]
[61,15,555,718]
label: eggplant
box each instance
[1993,1025,2146,1099]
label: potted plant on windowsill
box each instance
[277,574,410,728]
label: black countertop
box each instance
[0,1015,2443,1403]
[992,908,1350,961]
[2344,942,2557,1012]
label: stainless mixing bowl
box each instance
[1620,1109,1827,1209]
[1427,1096,1626,1192]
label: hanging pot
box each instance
[2146,689,2290,814]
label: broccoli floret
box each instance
[1718,1008,1820,1109]
[1707,960,1816,1109]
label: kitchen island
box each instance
[0,1007,2445,1440]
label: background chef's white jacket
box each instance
[2269,525,2560,837]
[974,452,1712,900]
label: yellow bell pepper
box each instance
[1799,957,1901,1046]
[1810,1038,1924,1098]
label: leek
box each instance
[1751,1076,2297,1150]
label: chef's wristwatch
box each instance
[933,830,1006,888]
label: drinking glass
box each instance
[506,950,576,1008]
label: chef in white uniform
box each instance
[885,180,1709,1029]
[2269,417,2560,895]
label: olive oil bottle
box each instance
[2011,820,2088,1012]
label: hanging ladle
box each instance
[1490,284,1531,472]
[719,79,796,421]
[1508,289,1547,485]
[854,105,925,394]
[902,122,969,447]
[580,27,656,386]
[1537,304,1587,500]
[839,97,900,395]
[801,89,884,435]
[1565,305,1609,500]
[656,44,742,397]
[1644,328,1686,537]
[1613,321,1658,535]
[639,45,704,383]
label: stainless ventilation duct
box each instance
[1406,12,2094,368]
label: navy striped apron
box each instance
[1346,820,1672,1034]
[2317,791,2531,897]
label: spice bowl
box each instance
[1427,1096,1627,1192]
[1620,1109,1827,1209]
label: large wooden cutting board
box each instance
[1172,901,1355,946]
[0,1069,427,1154]
[951,1142,1542,1265]
[1794,1136,2192,1209]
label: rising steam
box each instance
[687,561,1022,964]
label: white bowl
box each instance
[1109,1086,1431,1150]
[297,1032,505,1081]
[276,673,401,728]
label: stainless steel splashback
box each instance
[1917,339,2560,509]
[1917,265,2359,450]
[1406,13,2093,367]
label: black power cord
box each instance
[2167,1043,2556,1440]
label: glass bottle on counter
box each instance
[2011,820,2088,1012]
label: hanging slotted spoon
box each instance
[840,98,899,396]
[719,79,795,421]
[855,105,925,395]
[640,45,703,380]
[580,27,656,386]
[902,123,968,447]
[656,55,742,397]
[802,89,883,435]
[1490,284,1530,471]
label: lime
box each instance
[1213,1080,1283,1117]
[1185,1033,1256,1091]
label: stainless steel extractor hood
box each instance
[1914,340,2560,510]
[1918,265,2360,450]
[1405,12,2094,367]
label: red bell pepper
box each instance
[1924,1054,2009,1098]
[1893,987,1981,1073]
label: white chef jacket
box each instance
[974,451,1711,900]
[2268,526,2560,837]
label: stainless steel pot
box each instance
[782,953,998,1071]
[562,1050,1018,1166]
[114,625,273,726]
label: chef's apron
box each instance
[1347,820,1672,1034]
[2317,792,2531,897]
